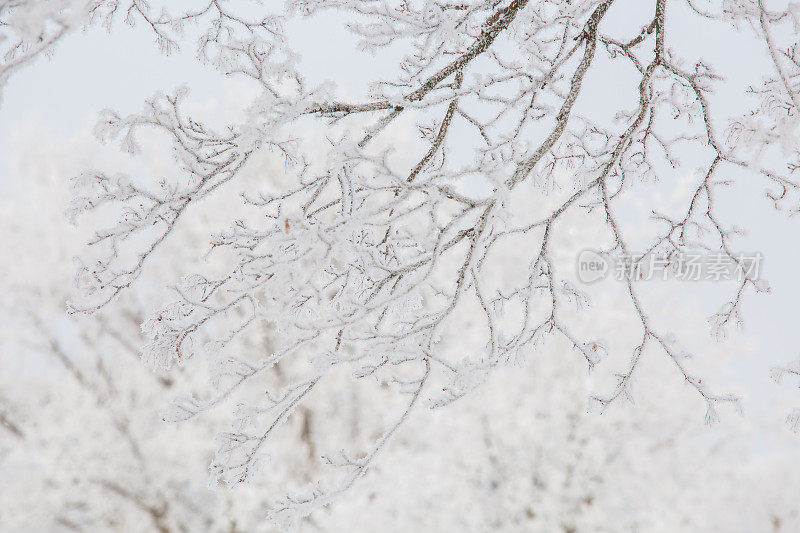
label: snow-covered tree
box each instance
[5,144,800,531]
[2,0,800,528]
[0,148,276,531]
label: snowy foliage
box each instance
[65,0,800,519]
[3,0,800,527]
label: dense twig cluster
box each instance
[55,0,800,520]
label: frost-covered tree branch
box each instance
[57,0,800,521]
